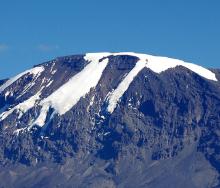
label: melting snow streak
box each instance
[107,60,147,113]
[33,53,110,126]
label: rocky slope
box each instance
[0,53,220,188]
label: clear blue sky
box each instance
[0,0,220,79]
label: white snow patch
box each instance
[89,96,95,106]
[51,70,57,75]
[87,95,95,112]
[4,91,10,100]
[33,105,51,127]
[14,128,27,135]
[0,89,43,121]
[104,132,111,136]
[50,62,55,72]
[46,79,53,87]
[33,53,110,126]
[0,66,45,93]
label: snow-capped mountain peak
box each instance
[0,52,218,132]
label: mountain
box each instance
[0,52,220,188]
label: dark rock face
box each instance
[0,55,220,188]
